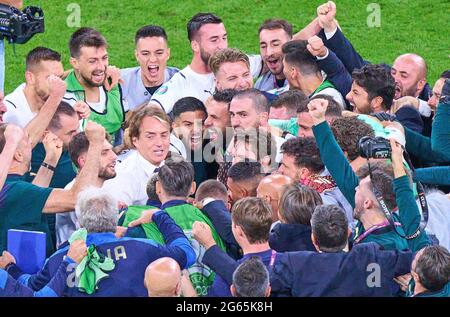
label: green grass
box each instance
[4,0,450,94]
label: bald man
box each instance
[257,174,293,223]
[391,54,427,100]
[144,257,182,297]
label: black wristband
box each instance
[41,162,56,172]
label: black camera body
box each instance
[358,136,391,159]
[0,4,44,44]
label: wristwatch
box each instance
[41,162,56,172]
[439,95,450,105]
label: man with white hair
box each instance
[5,187,195,296]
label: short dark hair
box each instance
[68,132,89,168]
[258,19,293,37]
[282,40,320,76]
[135,25,168,44]
[352,64,395,110]
[281,137,324,173]
[309,94,344,113]
[330,117,375,162]
[209,48,250,76]
[415,245,450,292]
[48,101,77,131]
[297,94,343,117]
[440,70,450,79]
[356,162,398,211]
[311,205,348,252]
[279,184,323,225]
[172,97,207,119]
[195,179,228,204]
[187,13,222,41]
[146,173,160,202]
[158,159,194,197]
[232,257,270,297]
[227,161,263,183]
[233,88,269,113]
[69,27,108,58]
[212,89,238,104]
[231,197,272,244]
[270,90,308,115]
[25,47,61,72]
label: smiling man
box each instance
[172,97,219,186]
[103,106,170,205]
[121,25,179,111]
[209,48,253,92]
[56,130,117,246]
[63,27,125,140]
[255,19,293,91]
[149,13,263,113]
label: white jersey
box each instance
[150,65,214,113]
[3,83,36,127]
[150,55,264,114]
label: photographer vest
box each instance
[64,71,125,140]
[122,202,226,296]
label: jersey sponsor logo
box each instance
[155,85,168,95]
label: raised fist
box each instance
[308,98,329,125]
[84,121,106,144]
[74,101,91,120]
[4,124,24,148]
[42,131,63,165]
[48,75,67,100]
[307,36,328,58]
[317,1,337,32]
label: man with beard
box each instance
[150,13,263,113]
[120,25,179,111]
[313,1,432,116]
[64,27,125,141]
[278,136,354,225]
[208,48,253,92]
[56,131,117,246]
[204,90,236,185]
[255,19,292,91]
[172,97,217,186]
[27,102,86,248]
[0,121,105,256]
[3,47,88,146]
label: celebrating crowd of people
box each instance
[0,1,449,297]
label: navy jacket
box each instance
[316,48,353,110]
[269,223,316,252]
[205,247,274,297]
[0,259,71,297]
[7,211,195,297]
[202,200,242,260]
[203,242,413,297]
[318,28,431,102]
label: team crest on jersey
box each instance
[156,85,168,95]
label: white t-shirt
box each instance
[102,150,163,206]
[150,55,264,114]
[3,83,36,127]
[64,87,107,113]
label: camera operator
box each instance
[0,1,23,91]
[308,97,430,252]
